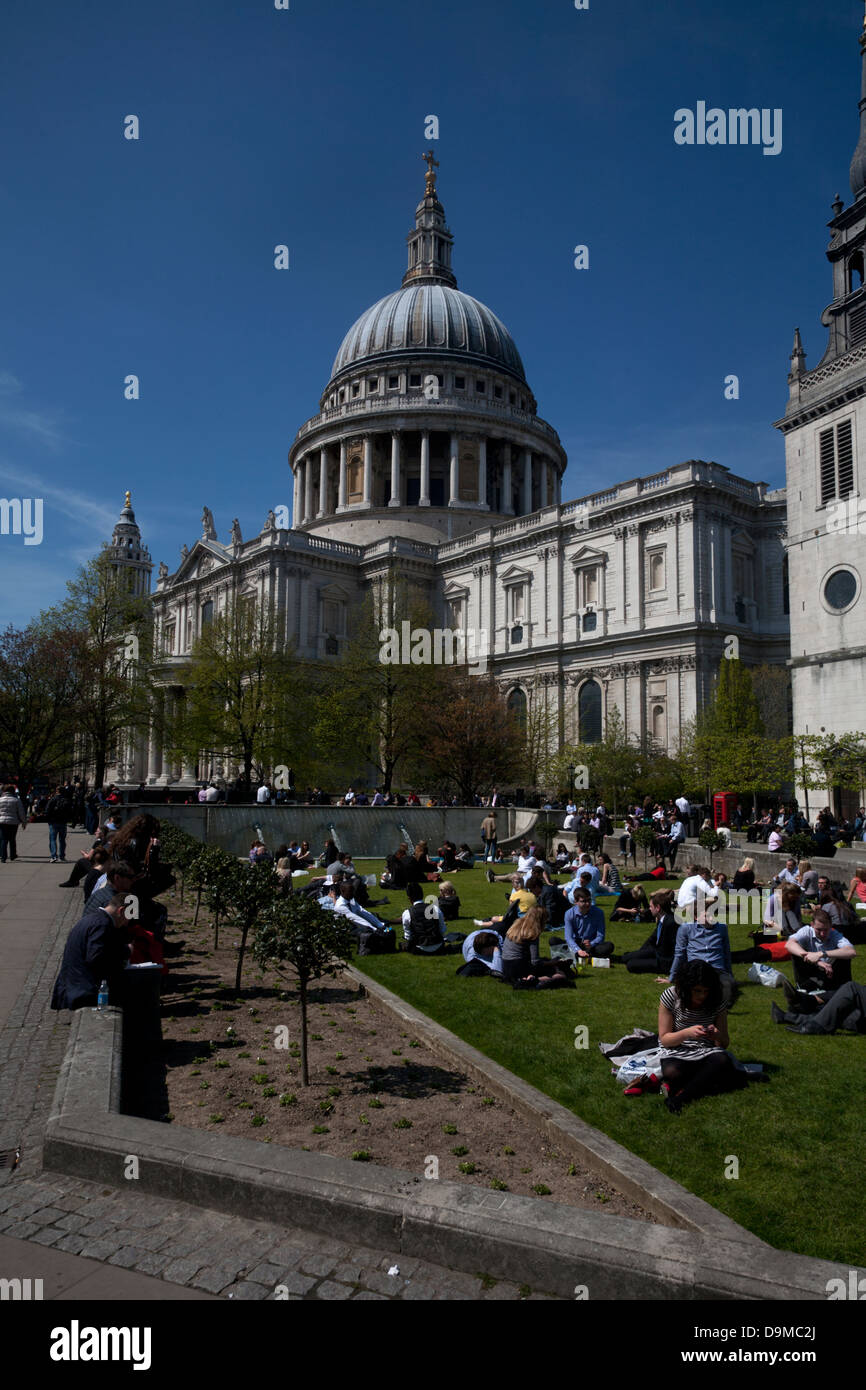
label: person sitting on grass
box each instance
[455,843,475,867]
[658,960,752,1115]
[473,874,537,933]
[458,929,504,977]
[596,853,622,896]
[732,856,758,891]
[563,888,614,960]
[622,890,678,976]
[501,906,574,989]
[249,839,270,865]
[784,908,856,1001]
[770,979,866,1034]
[668,901,734,1004]
[402,884,447,953]
[438,880,461,921]
[610,882,652,923]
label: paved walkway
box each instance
[0,831,558,1301]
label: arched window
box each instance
[507,687,527,731]
[578,679,602,744]
[201,600,213,629]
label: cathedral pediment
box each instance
[570,544,607,566]
[173,539,231,585]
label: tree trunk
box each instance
[213,907,220,951]
[299,975,309,1086]
[193,885,202,926]
[235,915,250,994]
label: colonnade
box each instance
[292,429,561,525]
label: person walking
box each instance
[45,784,73,863]
[0,784,27,862]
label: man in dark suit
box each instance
[50,894,130,1010]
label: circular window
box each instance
[823,568,858,613]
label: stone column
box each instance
[338,439,347,510]
[523,449,533,515]
[363,437,372,505]
[317,448,327,518]
[449,433,459,505]
[540,457,549,509]
[303,456,313,524]
[502,442,512,514]
[389,432,401,507]
[419,430,431,506]
[292,465,301,528]
[477,437,488,509]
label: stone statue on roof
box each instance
[202,506,216,539]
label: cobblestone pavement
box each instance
[0,848,562,1301]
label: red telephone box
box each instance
[713,792,737,828]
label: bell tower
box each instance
[774,8,866,796]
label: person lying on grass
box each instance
[658,960,752,1115]
[501,906,574,989]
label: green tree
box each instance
[252,895,355,1086]
[225,859,282,994]
[49,552,154,789]
[313,584,432,793]
[0,623,81,785]
[410,668,524,803]
[701,657,764,740]
[169,594,306,796]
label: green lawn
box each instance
[353,861,866,1266]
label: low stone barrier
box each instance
[42,998,863,1300]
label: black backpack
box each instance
[357,929,396,956]
[407,900,444,951]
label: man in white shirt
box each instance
[667,816,686,869]
[256,783,271,805]
[773,857,799,886]
[344,787,356,805]
[676,865,719,922]
[675,795,691,820]
[205,784,219,803]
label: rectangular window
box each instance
[454,375,465,390]
[367,378,378,393]
[511,586,525,622]
[322,599,341,632]
[201,600,214,628]
[163,624,175,655]
[389,375,399,389]
[409,373,421,388]
[351,382,360,397]
[732,553,754,598]
[509,391,516,404]
[819,419,855,504]
[494,385,503,398]
[476,379,486,393]
[448,598,464,628]
[582,567,598,605]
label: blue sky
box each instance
[0,0,860,625]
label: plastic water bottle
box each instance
[96,979,109,1012]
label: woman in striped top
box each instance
[658,960,751,1115]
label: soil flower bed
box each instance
[157,895,655,1220]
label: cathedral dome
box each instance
[330,284,526,382]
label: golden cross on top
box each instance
[125,490,131,507]
[422,149,439,194]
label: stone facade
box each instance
[110,167,789,790]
